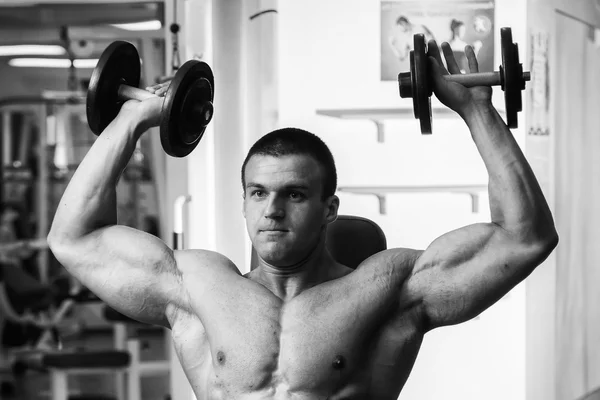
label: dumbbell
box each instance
[398,27,530,134]
[86,41,214,157]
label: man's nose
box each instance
[264,196,285,219]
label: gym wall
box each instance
[527,1,600,400]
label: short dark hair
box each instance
[396,16,410,26]
[450,19,464,32]
[241,128,337,200]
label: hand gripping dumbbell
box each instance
[86,41,214,157]
[398,27,530,134]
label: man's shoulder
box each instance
[340,248,423,291]
[360,247,423,272]
[174,249,242,277]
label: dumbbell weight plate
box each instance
[87,41,140,135]
[413,34,432,134]
[161,60,214,158]
[500,27,522,128]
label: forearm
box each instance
[463,102,556,241]
[49,114,142,242]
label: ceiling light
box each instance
[110,19,162,31]
[0,45,66,57]
[73,59,99,68]
[8,58,99,68]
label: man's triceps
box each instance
[54,226,185,327]
[404,223,534,330]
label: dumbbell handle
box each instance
[117,82,213,129]
[118,84,158,102]
[399,70,531,98]
[445,71,530,87]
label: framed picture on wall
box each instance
[381,0,495,81]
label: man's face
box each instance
[243,154,338,267]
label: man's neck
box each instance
[251,242,341,301]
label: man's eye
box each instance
[252,190,265,198]
[289,192,303,199]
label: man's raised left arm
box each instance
[386,41,558,331]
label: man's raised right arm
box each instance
[47,98,189,328]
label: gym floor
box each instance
[3,327,170,400]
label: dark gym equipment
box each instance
[86,41,214,157]
[398,27,530,134]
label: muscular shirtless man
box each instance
[47,41,558,399]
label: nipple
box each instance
[332,355,345,370]
[216,350,226,365]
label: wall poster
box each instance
[381,1,495,82]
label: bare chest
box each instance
[170,286,423,399]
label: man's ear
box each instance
[324,195,340,224]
